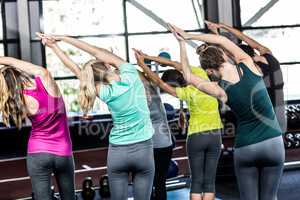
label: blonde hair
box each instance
[0,66,31,129]
[79,59,110,114]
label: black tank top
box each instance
[219,63,282,148]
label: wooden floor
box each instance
[0,141,188,200]
[1,139,300,200]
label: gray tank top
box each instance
[143,81,173,148]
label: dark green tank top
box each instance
[219,62,282,148]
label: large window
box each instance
[42,0,205,116]
[0,4,4,56]
[240,0,300,27]
[240,0,300,101]
[42,0,126,116]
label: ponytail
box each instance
[79,61,97,114]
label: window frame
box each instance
[38,0,206,116]
[238,1,300,101]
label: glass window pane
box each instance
[161,93,180,110]
[43,0,124,35]
[127,0,204,33]
[0,44,4,56]
[240,0,300,26]
[243,27,300,63]
[0,5,2,40]
[128,33,202,66]
[57,79,180,115]
[46,36,126,77]
[56,79,110,116]
[281,64,300,101]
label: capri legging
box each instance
[107,139,155,200]
[27,153,75,200]
[187,129,222,193]
[234,136,285,200]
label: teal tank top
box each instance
[219,62,282,148]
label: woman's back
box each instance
[175,66,223,135]
[23,76,72,156]
[220,62,282,148]
[99,63,154,145]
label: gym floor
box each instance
[0,140,188,200]
[1,139,300,200]
[168,171,300,200]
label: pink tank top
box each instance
[23,77,72,156]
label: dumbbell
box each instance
[292,105,300,119]
[81,177,95,200]
[285,133,295,148]
[99,175,110,198]
[286,108,297,125]
[294,133,300,148]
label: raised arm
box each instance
[133,49,177,97]
[205,20,220,35]
[169,24,260,73]
[0,55,61,98]
[177,30,249,63]
[169,24,228,103]
[0,57,46,77]
[219,23,271,55]
[38,33,126,68]
[51,44,82,78]
[142,53,182,71]
[37,33,82,79]
[60,36,126,68]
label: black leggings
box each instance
[27,153,75,200]
[152,145,173,200]
[187,129,222,193]
[234,136,285,200]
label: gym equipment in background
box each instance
[164,103,176,120]
[99,175,110,198]
[167,160,179,179]
[285,132,300,149]
[286,103,300,129]
[81,177,95,200]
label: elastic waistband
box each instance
[188,129,222,137]
[235,135,283,150]
[27,151,73,157]
[109,138,153,148]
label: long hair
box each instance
[0,66,32,129]
[79,59,110,114]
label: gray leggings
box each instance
[234,136,285,200]
[107,139,155,200]
[26,153,75,200]
[187,129,222,193]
